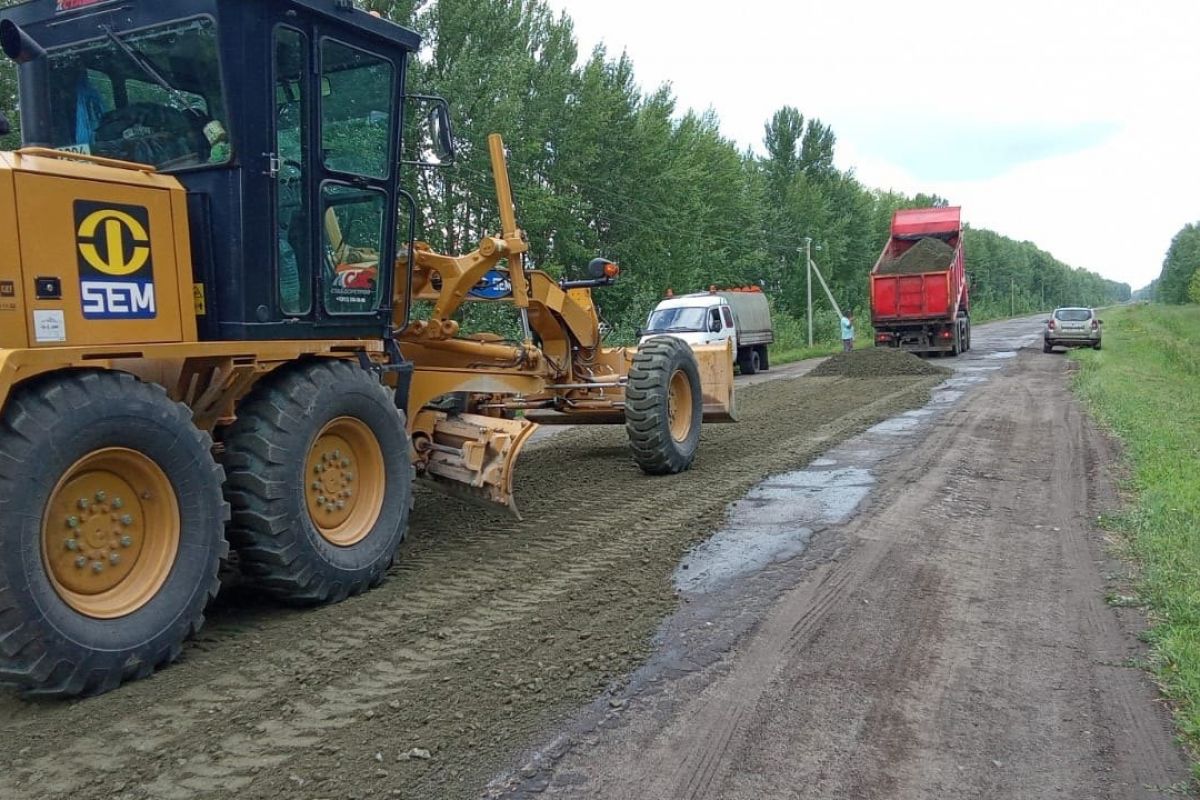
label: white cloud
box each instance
[545,0,1200,288]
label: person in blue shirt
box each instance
[840,314,855,352]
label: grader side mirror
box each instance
[403,94,455,167]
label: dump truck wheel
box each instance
[737,347,760,375]
[0,370,228,697]
[222,360,412,605]
[625,337,703,475]
[757,345,770,371]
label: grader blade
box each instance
[691,341,738,422]
[417,412,536,518]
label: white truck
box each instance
[640,288,775,374]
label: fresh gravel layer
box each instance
[876,236,955,275]
[810,348,953,379]
[0,372,943,800]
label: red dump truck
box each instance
[870,206,970,355]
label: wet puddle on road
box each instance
[675,347,1016,596]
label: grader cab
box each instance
[0,0,734,697]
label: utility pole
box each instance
[804,237,813,347]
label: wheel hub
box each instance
[42,448,179,619]
[304,417,385,546]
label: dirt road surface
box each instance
[0,317,1188,800]
[493,317,1191,799]
[0,344,938,799]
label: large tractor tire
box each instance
[625,336,704,475]
[222,360,412,605]
[0,371,228,697]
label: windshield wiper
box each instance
[101,25,198,114]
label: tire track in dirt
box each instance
[0,372,942,800]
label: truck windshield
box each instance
[646,306,708,333]
[1054,309,1092,322]
[44,18,230,170]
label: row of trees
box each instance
[1151,223,1200,304]
[0,0,1130,344]
[374,0,1128,342]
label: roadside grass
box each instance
[1071,304,1200,772]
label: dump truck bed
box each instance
[870,207,967,324]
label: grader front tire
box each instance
[625,337,704,475]
[0,371,228,697]
[221,360,412,605]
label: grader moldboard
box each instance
[0,0,734,697]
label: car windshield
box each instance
[645,306,708,332]
[1054,309,1092,322]
[44,18,230,170]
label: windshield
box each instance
[44,18,230,170]
[1054,309,1092,322]
[646,306,708,333]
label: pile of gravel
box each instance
[810,348,952,378]
[876,237,955,276]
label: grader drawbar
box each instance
[0,0,734,697]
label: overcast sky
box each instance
[543,0,1199,290]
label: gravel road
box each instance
[492,316,1192,799]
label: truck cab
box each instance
[641,288,773,375]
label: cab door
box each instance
[312,31,401,325]
[268,17,401,331]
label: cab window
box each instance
[45,18,230,170]
[321,183,386,314]
[320,40,395,179]
[722,307,734,328]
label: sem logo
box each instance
[75,201,156,319]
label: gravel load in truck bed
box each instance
[810,348,952,378]
[876,236,955,276]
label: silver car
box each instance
[1044,307,1102,352]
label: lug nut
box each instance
[312,481,322,491]
[91,562,104,574]
[65,539,78,551]
[66,516,80,529]
[344,473,353,482]
[109,553,121,566]
[120,535,133,548]
[120,514,134,526]
[78,498,90,510]
[111,498,123,510]
[332,449,341,460]
[336,500,345,510]
[317,495,327,505]
[74,556,87,569]
[315,464,325,474]
[341,458,350,468]
[95,490,106,502]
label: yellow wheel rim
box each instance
[304,417,385,547]
[666,369,694,443]
[41,448,180,620]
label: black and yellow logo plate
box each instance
[75,201,157,319]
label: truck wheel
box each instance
[626,337,703,475]
[222,360,412,605]
[950,325,961,356]
[737,348,760,375]
[0,371,228,697]
[757,345,770,371]
[1043,340,1053,354]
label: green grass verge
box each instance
[1070,303,1200,771]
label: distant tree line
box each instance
[0,0,1131,344]
[1151,223,1200,304]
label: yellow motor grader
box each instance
[0,0,734,696]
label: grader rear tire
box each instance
[221,360,412,605]
[625,336,703,475]
[0,371,228,697]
